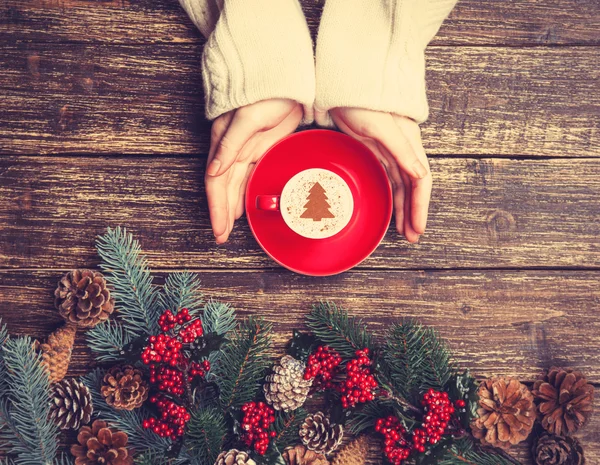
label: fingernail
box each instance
[207,159,221,176]
[412,160,428,179]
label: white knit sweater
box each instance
[178,0,457,124]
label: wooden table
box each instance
[1,1,599,463]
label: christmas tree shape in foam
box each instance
[300,182,335,221]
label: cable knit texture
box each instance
[180,0,315,122]
[315,0,458,126]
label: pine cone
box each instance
[533,433,585,465]
[264,355,313,412]
[71,420,133,465]
[50,378,93,430]
[214,449,257,465]
[300,412,343,455]
[101,365,149,411]
[533,367,594,436]
[38,323,77,383]
[470,377,536,449]
[332,436,369,465]
[283,445,329,465]
[55,269,115,328]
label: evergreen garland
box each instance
[185,407,227,465]
[85,319,133,362]
[160,272,204,318]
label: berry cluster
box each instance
[141,309,210,440]
[143,394,191,440]
[240,401,277,455]
[303,346,342,389]
[375,416,411,464]
[411,389,455,451]
[338,348,378,408]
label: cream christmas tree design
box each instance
[300,182,335,221]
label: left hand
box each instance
[329,107,432,243]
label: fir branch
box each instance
[82,369,172,456]
[185,407,227,465]
[382,321,453,404]
[160,272,204,316]
[96,227,161,335]
[53,454,74,465]
[437,438,522,465]
[272,408,307,451]
[305,302,375,359]
[202,301,237,337]
[347,399,415,435]
[86,320,133,362]
[0,337,59,465]
[213,317,272,411]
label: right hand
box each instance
[205,99,304,244]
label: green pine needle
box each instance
[383,321,453,403]
[160,272,204,316]
[85,320,133,362]
[305,302,375,359]
[213,317,272,410]
[96,226,161,335]
[202,301,236,337]
[272,408,307,451]
[437,438,523,465]
[0,337,59,465]
[185,407,227,465]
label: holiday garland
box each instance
[0,227,594,465]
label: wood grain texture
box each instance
[2,0,599,45]
[0,156,599,270]
[1,44,598,156]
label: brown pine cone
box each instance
[38,323,77,383]
[533,433,585,465]
[533,367,594,436]
[332,436,369,465]
[214,449,257,465]
[50,378,93,430]
[55,269,115,328]
[101,365,149,411]
[264,355,313,412]
[283,445,329,465]
[71,420,133,465]
[300,412,343,455]
[470,377,536,449]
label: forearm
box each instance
[315,0,458,125]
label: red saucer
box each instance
[246,129,392,276]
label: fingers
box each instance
[205,171,230,243]
[400,171,421,243]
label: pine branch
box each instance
[0,337,59,465]
[347,399,415,435]
[271,408,306,451]
[160,272,204,317]
[96,227,161,335]
[81,369,172,456]
[53,454,74,465]
[437,438,523,465]
[212,317,272,411]
[185,407,227,465]
[86,320,133,362]
[382,321,453,403]
[202,301,236,337]
[305,302,375,359]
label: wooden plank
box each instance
[0,269,598,381]
[0,269,599,463]
[1,44,598,156]
[1,0,599,45]
[1,156,599,270]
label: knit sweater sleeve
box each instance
[178,0,316,122]
[315,0,458,125]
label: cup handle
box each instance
[256,195,281,211]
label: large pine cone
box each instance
[55,270,115,328]
[300,412,343,455]
[214,449,257,465]
[533,367,594,436]
[533,433,585,465]
[471,377,536,449]
[71,420,133,465]
[50,378,93,430]
[283,445,329,465]
[332,436,369,465]
[101,365,149,411]
[264,355,312,412]
[38,323,77,383]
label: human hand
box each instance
[206,98,303,244]
[329,108,432,243]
